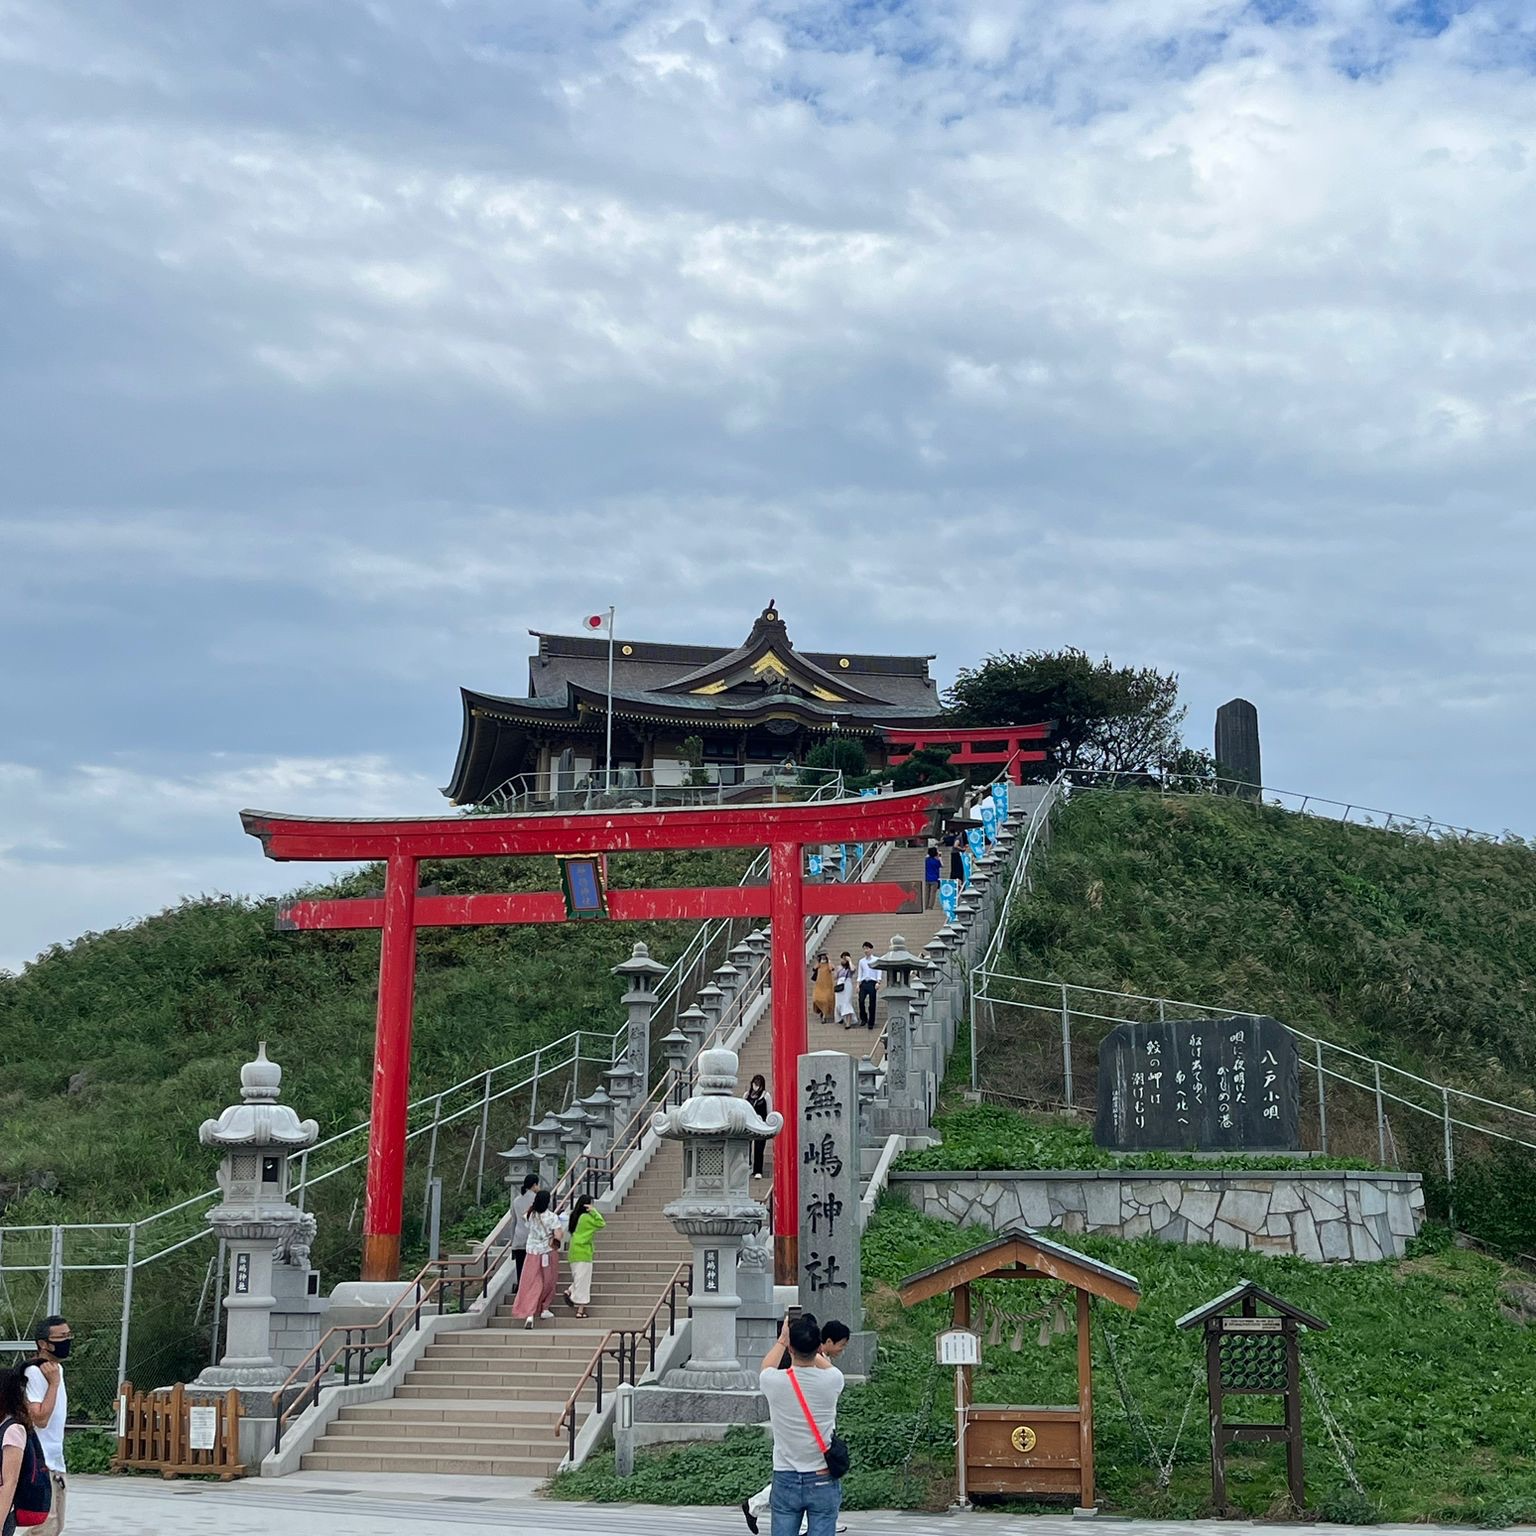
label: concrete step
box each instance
[326,1410,555,1436]
[410,1357,596,1378]
[397,1382,583,1402]
[300,1449,561,1476]
[314,1429,561,1459]
[338,1398,567,1422]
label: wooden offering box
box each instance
[965,1405,1083,1497]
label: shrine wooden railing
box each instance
[115,1381,245,1479]
[554,1261,693,1461]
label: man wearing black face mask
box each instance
[25,1315,70,1533]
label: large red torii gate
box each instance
[242,784,958,1282]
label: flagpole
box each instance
[604,606,616,792]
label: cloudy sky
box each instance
[3,0,1534,972]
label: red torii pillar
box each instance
[242,785,957,1282]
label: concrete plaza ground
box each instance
[67,1473,1486,1536]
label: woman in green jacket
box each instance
[563,1195,606,1318]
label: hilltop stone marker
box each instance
[1215,699,1262,801]
[1094,1014,1300,1154]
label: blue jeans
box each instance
[771,1469,841,1536]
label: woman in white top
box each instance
[833,953,857,1028]
[509,1190,565,1329]
[0,1365,31,1534]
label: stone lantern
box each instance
[660,1028,691,1102]
[530,1112,564,1187]
[744,928,770,972]
[603,1057,640,1140]
[696,984,726,1045]
[194,1043,320,1391]
[499,1136,537,1197]
[856,1057,881,1151]
[580,1086,616,1156]
[712,961,742,1017]
[612,941,668,1108]
[651,1048,781,1392]
[678,1004,709,1060]
[872,937,931,1134]
[556,1104,592,1171]
[728,940,756,982]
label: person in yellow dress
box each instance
[810,951,835,1023]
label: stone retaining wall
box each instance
[890,1168,1425,1262]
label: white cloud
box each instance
[0,0,1535,958]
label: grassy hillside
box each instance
[982,790,1536,1248]
[555,1199,1536,1523]
[0,847,748,1224]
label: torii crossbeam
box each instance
[242,784,959,1281]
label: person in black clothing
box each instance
[746,1073,772,1180]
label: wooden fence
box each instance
[115,1381,245,1479]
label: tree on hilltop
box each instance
[945,648,1209,777]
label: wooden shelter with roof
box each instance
[898,1228,1140,1510]
[445,601,947,804]
[1176,1280,1328,1512]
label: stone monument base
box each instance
[631,1383,769,1449]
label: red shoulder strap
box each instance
[785,1368,828,1456]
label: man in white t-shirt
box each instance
[25,1314,70,1535]
[757,1314,844,1536]
[855,942,879,1030]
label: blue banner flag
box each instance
[840,844,849,881]
[967,826,985,860]
[981,805,999,844]
[807,852,823,878]
[939,878,960,921]
[995,780,1010,819]
[961,849,974,887]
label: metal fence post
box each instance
[422,1094,444,1232]
[1373,1061,1387,1166]
[529,1047,543,1127]
[117,1223,138,1388]
[46,1227,63,1316]
[475,1071,493,1207]
[296,1149,310,1213]
[210,1238,228,1367]
[1315,1039,1328,1154]
[1060,984,1075,1111]
[968,966,979,1090]
[1157,997,1166,1024]
[1442,1087,1456,1231]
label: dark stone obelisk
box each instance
[1215,699,1261,801]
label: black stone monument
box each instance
[1214,699,1262,802]
[1094,1014,1300,1153]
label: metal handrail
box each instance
[555,1261,692,1460]
[269,1233,510,1453]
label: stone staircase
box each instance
[300,842,951,1478]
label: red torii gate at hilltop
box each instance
[241,784,958,1283]
[885,723,1050,784]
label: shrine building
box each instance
[445,602,947,804]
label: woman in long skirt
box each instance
[834,951,857,1028]
[562,1194,606,1319]
[511,1190,564,1329]
[810,951,835,1023]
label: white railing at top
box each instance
[481,764,847,813]
[1064,768,1523,846]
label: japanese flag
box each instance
[584,613,608,631]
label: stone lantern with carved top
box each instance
[651,1047,781,1391]
[194,1043,319,1390]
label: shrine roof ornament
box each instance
[199,1042,320,1150]
[897,1227,1141,1310]
[1175,1280,1329,1332]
